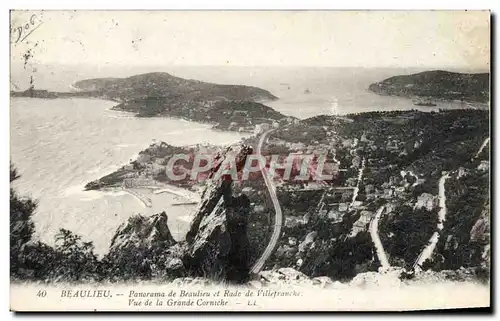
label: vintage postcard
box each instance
[9,10,490,311]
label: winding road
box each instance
[412,172,450,273]
[413,137,488,273]
[369,205,390,270]
[250,129,283,274]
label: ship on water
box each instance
[413,97,437,107]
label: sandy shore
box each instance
[116,185,198,242]
[153,185,201,202]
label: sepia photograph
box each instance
[9,10,491,311]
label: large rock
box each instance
[185,198,232,280]
[109,211,176,253]
[184,144,253,283]
[106,211,184,279]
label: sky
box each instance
[10,10,490,69]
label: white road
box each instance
[473,137,490,160]
[349,157,366,209]
[413,172,450,273]
[250,129,283,274]
[369,205,390,270]
[413,136,489,273]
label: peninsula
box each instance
[11,72,287,132]
[368,70,490,104]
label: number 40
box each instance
[36,290,46,297]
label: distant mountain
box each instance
[368,70,490,104]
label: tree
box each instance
[49,228,100,282]
[10,165,37,277]
[10,165,102,282]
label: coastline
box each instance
[121,187,153,208]
[10,75,491,299]
[14,94,257,133]
[366,90,489,109]
[153,185,201,203]
[19,94,487,223]
[11,95,245,253]
[117,184,201,209]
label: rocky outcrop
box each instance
[109,211,176,253]
[469,199,490,270]
[184,196,232,280]
[104,143,256,282]
[184,144,254,283]
[105,212,185,280]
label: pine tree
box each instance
[10,164,37,277]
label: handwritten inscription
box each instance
[10,14,43,43]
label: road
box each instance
[413,137,487,273]
[250,129,283,274]
[413,172,450,273]
[473,137,490,160]
[369,205,390,270]
[349,157,366,209]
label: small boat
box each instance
[413,97,436,107]
[304,89,311,94]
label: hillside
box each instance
[83,108,490,283]
[11,72,285,131]
[11,108,490,286]
[368,70,490,103]
[265,109,490,280]
[74,72,284,131]
[73,72,278,103]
